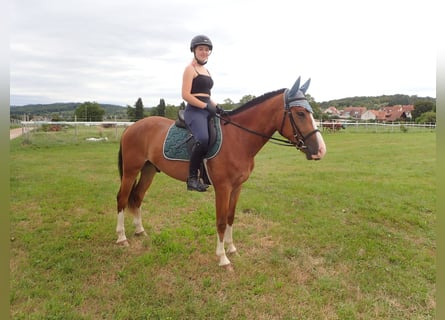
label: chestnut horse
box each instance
[116,77,326,267]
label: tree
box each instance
[412,100,435,120]
[387,94,410,106]
[165,105,181,119]
[239,95,256,105]
[135,97,144,120]
[416,111,436,124]
[75,101,105,121]
[126,98,145,121]
[220,98,235,110]
[157,99,166,117]
[149,98,166,117]
[126,105,135,121]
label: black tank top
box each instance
[191,68,213,95]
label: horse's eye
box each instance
[297,111,305,117]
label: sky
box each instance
[10,0,437,107]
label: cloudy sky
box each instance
[10,0,436,107]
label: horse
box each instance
[115,77,327,267]
[321,122,346,132]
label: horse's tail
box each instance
[118,142,123,180]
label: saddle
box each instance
[174,110,217,151]
[163,110,222,185]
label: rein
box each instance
[216,91,319,150]
[217,114,295,147]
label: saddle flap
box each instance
[163,117,222,162]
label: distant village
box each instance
[323,105,414,122]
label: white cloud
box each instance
[10,0,436,106]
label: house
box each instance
[325,104,414,122]
[377,105,414,122]
[400,105,414,118]
[323,106,340,116]
[361,110,379,121]
[342,107,367,119]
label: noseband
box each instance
[278,89,320,150]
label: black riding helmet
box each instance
[190,35,213,52]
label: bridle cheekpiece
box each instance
[279,86,320,150]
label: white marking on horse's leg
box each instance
[216,235,231,266]
[224,225,237,254]
[116,210,128,244]
[133,207,147,236]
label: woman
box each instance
[182,35,220,192]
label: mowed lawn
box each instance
[10,129,436,319]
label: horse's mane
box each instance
[225,88,286,116]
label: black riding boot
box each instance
[187,141,209,192]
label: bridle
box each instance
[216,89,319,150]
[279,88,320,149]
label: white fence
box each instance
[20,121,134,127]
[318,121,436,133]
[19,121,135,141]
[18,120,436,141]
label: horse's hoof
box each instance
[222,264,234,272]
[116,239,130,247]
[134,231,148,237]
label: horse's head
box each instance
[279,77,326,160]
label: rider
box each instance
[182,35,221,192]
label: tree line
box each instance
[10,93,436,123]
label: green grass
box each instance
[10,128,436,319]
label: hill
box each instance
[10,102,128,120]
[318,94,436,109]
[10,94,436,120]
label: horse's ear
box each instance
[288,76,301,97]
[300,78,311,94]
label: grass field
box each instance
[10,128,436,319]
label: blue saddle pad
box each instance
[162,119,223,161]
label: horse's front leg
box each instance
[223,225,236,254]
[224,186,242,254]
[216,234,231,266]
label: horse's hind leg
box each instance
[116,175,136,245]
[128,162,158,237]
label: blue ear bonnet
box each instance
[285,77,313,113]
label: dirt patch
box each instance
[10,127,34,139]
[10,128,24,140]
